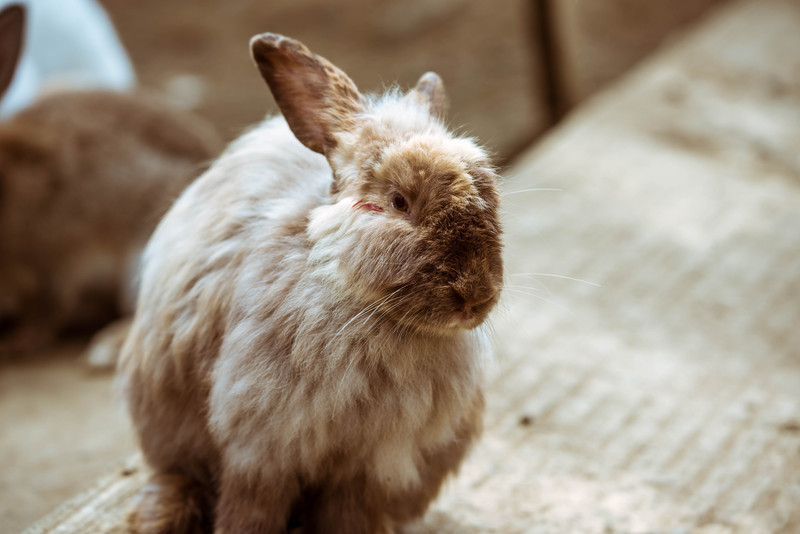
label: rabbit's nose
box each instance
[451,283,497,318]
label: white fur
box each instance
[0,0,135,117]
[131,113,488,494]
[121,66,499,531]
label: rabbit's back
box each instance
[0,90,221,340]
[120,116,331,472]
[127,116,331,372]
[1,90,219,266]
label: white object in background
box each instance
[0,0,136,118]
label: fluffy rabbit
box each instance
[0,4,221,357]
[0,0,135,118]
[120,33,502,534]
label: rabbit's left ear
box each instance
[407,72,448,118]
[0,4,25,100]
[251,33,365,156]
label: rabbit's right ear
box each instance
[251,33,365,156]
[0,4,25,101]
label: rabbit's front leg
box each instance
[130,472,213,534]
[301,478,395,534]
[214,468,299,534]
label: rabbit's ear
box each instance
[407,72,448,118]
[0,4,25,101]
[251,33,365,156]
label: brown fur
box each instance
[0,4,221,357]
[251,34,364,155]
[130,473,214,534]
[120,33,502,533]
[0,90,221,355]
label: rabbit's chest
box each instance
[209,313,483,492]
[308,363,469,491]
[211,351,475,491]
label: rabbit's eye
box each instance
[391,193,409,213]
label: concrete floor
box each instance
[0,345,135,533]
[8,0,800,533]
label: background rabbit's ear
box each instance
[251,33,365,155]
[407,72,448,118]
[0,4,25,101]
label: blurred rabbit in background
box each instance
[0,0,135,118]
[0,3,222,361]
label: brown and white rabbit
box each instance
[119,33,502,534]
[0,4,222,357]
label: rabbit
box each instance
[0,0,135,118]
[0,3,222,358]
[119,33,503,534]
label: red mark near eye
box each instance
[352,200,384,213]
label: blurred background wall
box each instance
[551,0,726,106]
[100,0,728,166]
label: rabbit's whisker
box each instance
[503,281,552,297]
[331,288,404,342]
[501,188,562,197]
[502,288,569,312]
[334,288,408,395]
[511,272,601,287]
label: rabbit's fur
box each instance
[120,33,502,534]
[0,5,221,355]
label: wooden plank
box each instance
[23,0,800,532]
[21,457,145,534]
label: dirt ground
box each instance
[6,0,800,533]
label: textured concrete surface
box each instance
[416,0,800,530]
[0,345,135,533]
[9,0,800,532]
